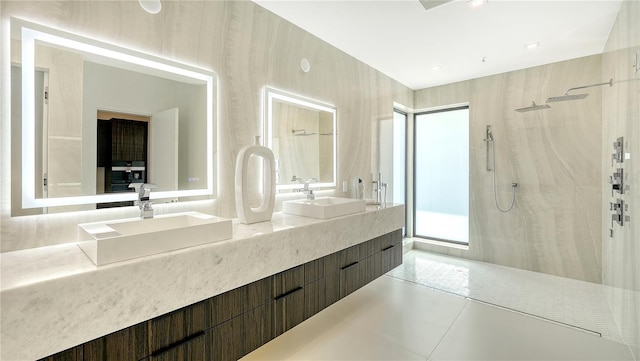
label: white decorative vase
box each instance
[235,136,276,224]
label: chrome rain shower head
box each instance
[546,78,613,103]
[515,101,551,113]
[418,0,453,11]
[546,93,589,103]
[291,129,317,136]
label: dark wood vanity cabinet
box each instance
[208,315,244,361]
[146,332,207,361]
[149,301,207,357]
[242,299,274,355]
[273,265,306,337]
[39,346,83,361]
[38,229,402,361]
[83,322,148,361]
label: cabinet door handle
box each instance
[340,261,359,270]
[274,286,304,301]
[381,245,394,252]
[150,330,206,357]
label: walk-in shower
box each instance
[485,125,517,212]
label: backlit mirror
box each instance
[11,18,216,211]
[264,87,337,191]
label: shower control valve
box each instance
[610,198,628,227]
[611,137,624,166]
[609,168,624,196]
[609,200,622,212]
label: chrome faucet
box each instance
[137,183,156,219]
[291,176,318,200]
[303,178,318,200]
[371,173,387,205]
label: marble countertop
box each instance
[1,204,403,360]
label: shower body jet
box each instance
[546,78,613,103]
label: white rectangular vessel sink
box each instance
[282,197,366,219]
[77,212,232,266]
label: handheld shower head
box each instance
[485,125,493,142]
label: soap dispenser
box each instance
[235,136,276,224]
[353,177,364,199]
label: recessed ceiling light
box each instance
[524,41,541,50]
[468,0,487,8]
[431,65,442,71]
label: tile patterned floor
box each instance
[243,250,634,360]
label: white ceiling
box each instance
[252,0,623,90]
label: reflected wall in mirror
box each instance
[264,87,337,191]
[10,18,217,213]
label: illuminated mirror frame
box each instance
[264,86,337,191]
[13,18,216,208]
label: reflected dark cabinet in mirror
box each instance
[97,117,148,209]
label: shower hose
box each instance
[490,140,517,213]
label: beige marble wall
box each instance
[414,55,603,283]
[0,1,413,252]
[602,1,640,358]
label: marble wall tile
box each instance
[414,54,603,283]
[601,1,640,359]
[0,1,413,252]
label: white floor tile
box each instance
[333,277,468,357]
[240,308,346,361]
[284,318,424,361]
[244,250,633,361]
[242,277,430,360]
[389,249,623,343]
[428,301,634,360]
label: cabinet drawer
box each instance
[148,331,206,361]
[375,233,395,253]
[325,271,340,307]
[247,275,273,310]
[359,254,375,287]
[369,251,384,279]
[392,241,403,269]
[150,301,207,355]
[304,257,325,285]
[325,244,360,274]
[391,229,403,246]
[208,284,245,327]
[208,315,244,361]
[381,243,402,273]
[84,321,148,361]
[339,260,360,298]
[273,265,304,299]
[243,301,274,355]
[358,236,377,259]
[274,285,305,337]
[304,277,326,318]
